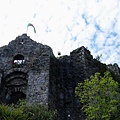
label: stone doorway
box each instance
[7,91,26,104]
[4,70,28,104]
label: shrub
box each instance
[0,100,56,120]
[17,100,56,120]
[0,104,28,120]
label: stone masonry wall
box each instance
[0,34,54,105]
[50,47,99,120]
[50,46,120,120]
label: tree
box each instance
[75,71,120,120]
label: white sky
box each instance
[0,0,120,66]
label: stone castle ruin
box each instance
[0,34,120,120]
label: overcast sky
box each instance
[0,0,120,66]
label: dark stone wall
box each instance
[50,55,74,120]
[49,47,95,120]
[50,46,120,120]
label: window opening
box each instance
[13,54,25,65]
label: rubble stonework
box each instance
[0,34,53,105]
[0,34,120,120]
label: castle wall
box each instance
[50,46,105,120]
[0,34,119,120]
[50,55,74,120]
[0,34,54,105]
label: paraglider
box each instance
[27,23,36,33]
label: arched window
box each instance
[13,54,25,64]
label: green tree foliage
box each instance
[75,71,120,120]
[0,100,56,120]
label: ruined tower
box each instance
[0,33,53,105]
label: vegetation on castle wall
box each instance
[94,59,119,84]
[0,100,56,120]
[94,60,107,75]
[75,71,120,120]
[0,104,28,120]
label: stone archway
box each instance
[4,70,28,104]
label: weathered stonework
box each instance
[0,34,53,105]
[0,34,120,120]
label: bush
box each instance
[0,100,56,120]
[17,100,56,120]
[0,104,28,120]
